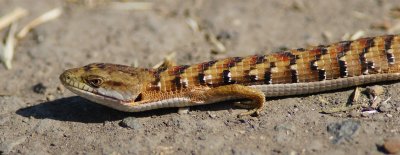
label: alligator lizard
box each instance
[60,34,400,116]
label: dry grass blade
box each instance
[185,17,200,32]
[349,30,365,40]
[341,30,365,41]
[352,87,361,102]
[1,22,18,69]
[152,52,176,69]
[0,8,28,31]
[206,31,226,54]
[184,9,201,32]
[110,2,153,11]
[17,7,62,39]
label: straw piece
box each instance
[17,7,62,39]
[0,8,28,31]
[1,22,18,69]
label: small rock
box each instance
[361,112,371,117]
[178,107,189,114]
[119,117,142,130]
[32,83,47,94]
[327,120,361,144]
[396,107,400,111]
[349,110,360,117]
[386,114,393,118]
[57,84,65,93]
[46,94,55,101]
[378,103,392,112]
[366,85,384,97]
[383,137,400,154]
[207,111,217,118]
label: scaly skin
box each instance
[60,34,400,116]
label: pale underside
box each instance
[67,73,400,112]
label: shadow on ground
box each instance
[16,96,235,123]
[16,96,175,123]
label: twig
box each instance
[17,7,62,39]
[152,52,176,69]
[352,87,361,102]
[0,8,27,31]
[1,22,18,69]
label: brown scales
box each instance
[151,35,400,92]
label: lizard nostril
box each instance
[60,71,71,82]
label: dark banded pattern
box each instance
[149,35,400,92]
[385,35,395,64]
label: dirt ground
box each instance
[1,0,400,154]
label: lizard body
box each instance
[60,34,400,116]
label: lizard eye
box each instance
[86,76,103,88]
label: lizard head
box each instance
[60,63,153,111]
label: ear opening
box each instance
[134,93,142,102]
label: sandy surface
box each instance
[1,0,400,154]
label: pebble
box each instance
[366,85,384,97]
[206,111,217,118]
[383,137,400,154]
[57,84,65,93]
[385,114,393,118]
[119,117,142,130]
[361,112,371,117]
[327,120,361,144]
[32,83,47,94]
[349,110,360,117]
[46,94,55,101]
[178,107,189,114]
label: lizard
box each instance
[59,34,400,116]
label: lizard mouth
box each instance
[60,75,132,104]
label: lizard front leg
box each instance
[189,84,266,117]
